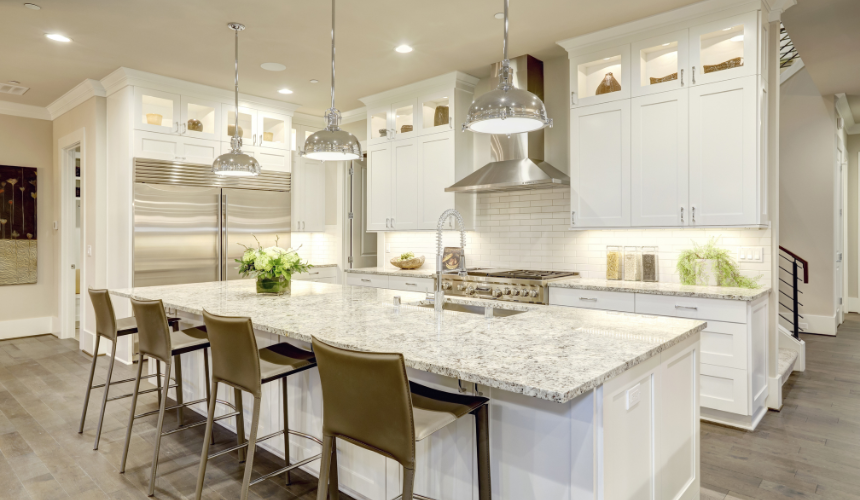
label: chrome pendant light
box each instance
[463,0,552,135]
[212,23,261,177]
[302,0,361,161]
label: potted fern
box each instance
[676,238,761,289]
[236,236,312,295]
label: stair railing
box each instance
[778,246,808,339]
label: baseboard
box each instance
[0,317,54,340]
[800,313,837,336]
[848,297,860,314]
[701,404,767,431]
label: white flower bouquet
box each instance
[236,236,311,295]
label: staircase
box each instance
[778,346,799,385]
[777,246,808,386]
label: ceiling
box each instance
[0,0,701,116]
[782,0,860,97]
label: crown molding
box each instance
[0,100,51,121]
[764,0,796,22]
[292,112,325,128]
[46,79,106,120]
[340,107,366,124]
[359,71,479,107]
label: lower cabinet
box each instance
[293,266,338,284]
[550,287,768,430]
[346,273,434,294]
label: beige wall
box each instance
[779,66,838,324]
[0,114,55,328]
[847,134,860,298]
[543,55,570,173]
[341,119,366,143]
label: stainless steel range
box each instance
[439,269,579,305]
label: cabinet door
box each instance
[255,146,291,173]
[221,105,258,144]
[419,90,454,136]
[631,30,689,98]
[367,143,392,231]
[300,158,326,232]
[134,131,182,162]
[418,131,456,229]
[689,76,758,226]
[391,99,418,140]
[291,155,304,232]
[391,138,418,230]
[689,11,758,86]
[367,105,392,146]
[134,87,181,134]
[570,100,630,228]
[569,45,631,108]
[180,96,221,141]
[631,89,689,227]
[257,111,290,150]
[180,136,220,165]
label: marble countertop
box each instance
[309,263,338,269]
[110,280,705,403]
[549,278,770,301]
[346,267,436,278]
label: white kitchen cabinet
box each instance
[631,30,689,98]
[631,88,689,227]
[221,104,258,144]
[689,75,759,226]
[135,131,219,165]
[392,138,418,230]
[292,156,325,232]
[417,131,455,229]
[180,95,221,141]
[134,87,181,134]
[218,142,290,173]
[294,267,338,283]
[257,110,290,150]
[569,100,631,228]
[569,45,631,108]
[367,143,393,231]
[689,11,759,87]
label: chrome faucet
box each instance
[435,209,467,314]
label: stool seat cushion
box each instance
[409,381,488,441]
[171,328,210,353]
[259,342,316,383]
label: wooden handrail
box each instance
[779,246,809,284]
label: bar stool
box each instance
[79,289,180,450]
[119,298,235,496]
[312,337,492,500]
[194,309,327,500]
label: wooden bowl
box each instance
[390,255,425,269]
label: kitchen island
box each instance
[111,280,704,500]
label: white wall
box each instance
[847,134,860,302]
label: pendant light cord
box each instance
[234,27,240,142]
[503,0,508,63]
[330,0,336,112]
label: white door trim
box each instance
[57,129,85,345]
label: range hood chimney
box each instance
[446,54,569,193]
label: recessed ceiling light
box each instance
[261,62,286,72]
[603,57,611,61]
[9,81,20,85]
[662,43,670,46]
[494,12,504,19]
[730,35,744,42]
[310,79,319,84]
[278,88,293,94]
[46,33,71,42]
[395,44,413,53]
[722,27,732,31]
[24,3,40,9]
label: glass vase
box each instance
[256,276,290,296]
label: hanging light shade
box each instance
[303,0,361,161]
[213,23,261,177]
[462,0,552,135]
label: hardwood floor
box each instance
[702,313,860,500]
[0,334,354,500]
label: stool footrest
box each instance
[91,372,170,390]
[107,384,177,402]
[391,494,434,500]
[249,453,322,486]
[135,398,208,420]
[161,410,236,436]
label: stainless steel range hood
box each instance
[446,55,569,193]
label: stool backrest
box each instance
[312,337,416,469]
[202,309,262,397]
[130,298,172,363]
[88,289,118,342]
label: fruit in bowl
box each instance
[390,252,425,269]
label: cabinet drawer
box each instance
[700,364,749,415]
[548,288,635,313]
[634,294,746,323]
[388,276,434,293]
[701,320,748,370]
[294,267,337,281]
[313,277,337,284]
[346,273,389,289]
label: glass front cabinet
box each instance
[134,88,182,134]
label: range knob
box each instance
[442,281,452,290]
[457,284,467,292]
[492,288,503,298]
[529,289,539,298]
[504,287,512,295]
[511,288,521,296]
[466,286,476,295]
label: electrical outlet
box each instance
[738,247,764,263]
[626,383,641,410]
[800,322,809,331]
[386,243,391,253]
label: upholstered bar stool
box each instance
[194,309,327,500]
[120,298,236,496]
[79,289,180,450]
[312,337,492,500]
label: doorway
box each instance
[58,139,84,346]
[73,148,81,339]
[344,158,377,270]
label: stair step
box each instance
[778,348,799,385]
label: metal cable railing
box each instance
[780,23,799,69]
[778,246,808,338]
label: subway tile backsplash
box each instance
[292,229,338,266]
[382,188,771,285]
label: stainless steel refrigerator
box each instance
[133,159,291,287]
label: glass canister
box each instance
[606,246,623,280]
[642,246,658,282]
[623,246,642,281]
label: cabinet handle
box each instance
[449,117,453,129]
[386,218,390,228]
[570,91,576,106]
[579,297,597,302]
[691,206,696,223]
[174,121,179,133]
[308,272,320,275]
[692,67,696,85]
[675,305,698,311]
[181,123,187,134]
[571,211,575,225]
[302,221,305,230]
[405,282,417,286]
[680,69,684,86]
[391,218,395,228]
[361,278,372,282]
[680,207,684,223]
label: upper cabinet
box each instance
[570,46,631,107]
[180,96,221,141]
[135,88,182,134]
[689,12,759,86]
[632,30,689,98]
[220,106,290,150]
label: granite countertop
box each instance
[549,278,770,301]
[345,267,436,278]
[309,263,338,269]
[111,280,704,403]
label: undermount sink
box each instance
[416,302,527,317]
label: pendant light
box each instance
[212,23,261,177]
[302,0,361,161]
[462,0,552,135]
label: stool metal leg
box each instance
[93,338,117,450]
[282,376,291,485]
[203,348,214,445]
[401,467,415,500]
[148,357,172,497]
[329,436,339,500]
[194,379,219,500]
[120,353,146,473]
[174,354,184,425]
[239,396,262,500]
[155,360,162,407]
[78,334,101,434]
[234,387,246,463]
[316,435,335,500]
[474,404,491,500]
